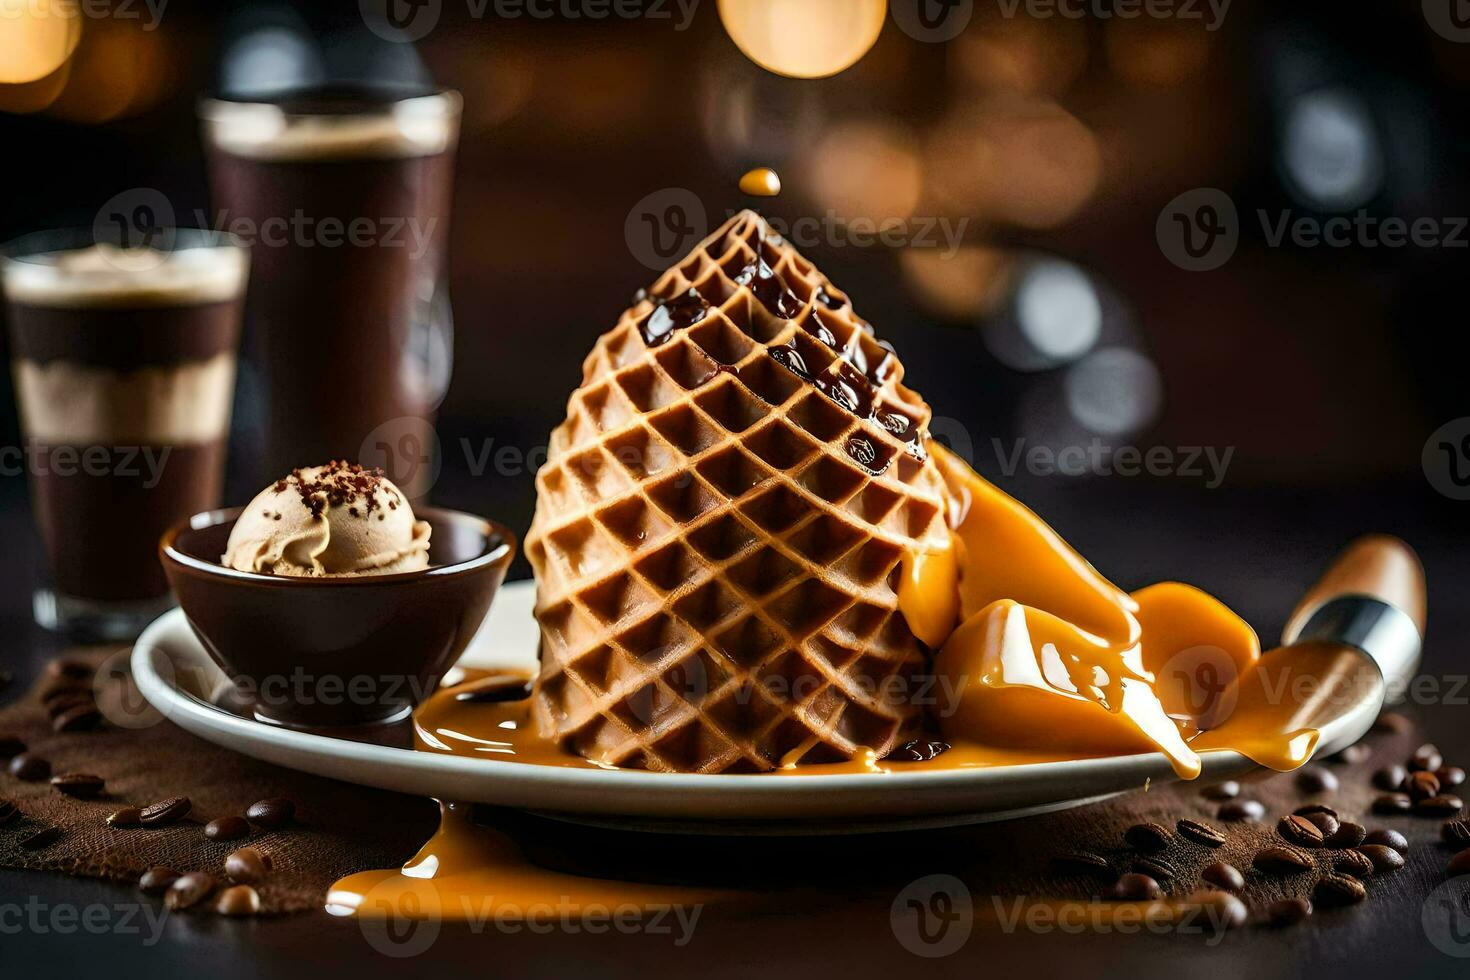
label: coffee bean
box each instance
[1266,897,1313,927]
[205,816,250,841]
[1254,845,1315,875]
[1125,822,1172,852]
[1180,889,1247,931]
[1443,820,1470,850]
[164,872,216,910]
[0,734,24,759]
[1314,873,1367,907]
[1294,803,1339,818]
[1363,828,1409,853]
[1219,799,1265,823]
[1279,814,1326,848]
[1439,767,1467,789]
[215,884,261,917]
[1359,844,1406,872]
[1417,795,1464,817]
[1201,861,1244,892]
[1296,765,1339,794]
[50,773,105,799]
[107,807,142,828]
[1405,770,1442,801]
[1334,849,1374,878]
[245,797,295,830]
[138,867,179,895]
[20,825,62,850]
[1374,765,1408,791]
[1371,712,1411,734]
[1410,743,1444,773]
[1053,851,1113,877]
[1325,821,1367,848]
[0,799,17,825]
[1450,850,1470,876]
[1133,855,1179,882]
[224,846,273,884]
[1110,872,1162,900]
[1177,818,1226,847]
[51,704,101,733]
[140,796,191,827]
[8,753,50,781]
[1304,812,1340,838]
[1373,792,1412,815]
[1201,780,1240,801]
[1333,743,1372,765]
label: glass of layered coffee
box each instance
[1,229,248,639]
[200,86,459,500]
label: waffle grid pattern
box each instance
[526,212,950,773]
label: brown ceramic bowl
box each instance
[160,506,515,728]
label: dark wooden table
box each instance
[2,469,1468,980]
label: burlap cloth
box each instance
[0,648,1453,921]
[0,648,437,914]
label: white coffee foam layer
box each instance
[2,243,248,308]
[14,353,237,445]
[201,92,460,161]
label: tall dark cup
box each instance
[1,229,248,639]
[200,87,459,499]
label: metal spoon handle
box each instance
[1282,535,1426,688]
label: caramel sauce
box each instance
[737,167,781,197]
[329,440,1364,920]
[327,802,728,921]
[900,444,1320,778]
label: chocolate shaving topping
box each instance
[279,461,397,520]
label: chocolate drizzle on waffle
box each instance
[525,210,950,773]
[631,214,926,473]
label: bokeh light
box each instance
[801,119,921,221]
[47,19,172,124]
[0,0,81,85]
[717,0,887,79]
[982,256,1102,372]
[1065,346,1164,437]
[0,56,71,114]
[951,15,1087,96]
[899,246,1013,321]
[1279,87,1383,211]
[924,97,1101,229]
[1104,20,1213,89]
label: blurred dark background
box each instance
[1,0,1467,618]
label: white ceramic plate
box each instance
[131,581,1385,834]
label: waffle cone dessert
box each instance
[526,211,950,772]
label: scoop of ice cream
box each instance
[223,462,431,576]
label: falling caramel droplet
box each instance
[738,167,782,197]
